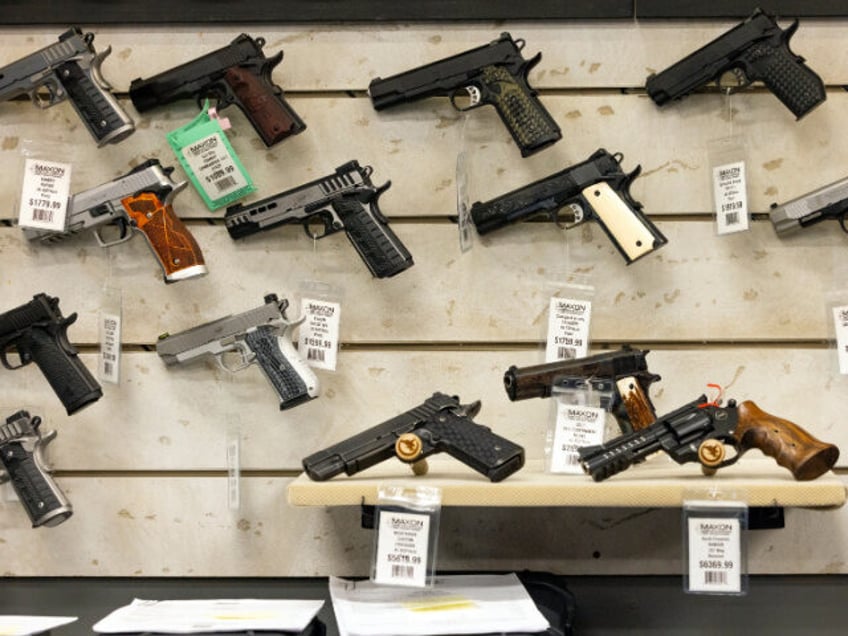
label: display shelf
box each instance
[287,458,847,508]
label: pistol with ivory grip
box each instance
[503,346,661,433]
[129,34,305,147]
[0,27,134,146]
[225,160,414,279]
[303,392,525,482]
[156,294,318,410]
[579,395,840,482]
[470,149,667,264]
[646,9,825,120]
[769,177,848,235]
[22,159,207,284]
[368,32,561,158]
[0,410,72,528]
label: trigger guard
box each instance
[450,86,482,112]
[716,67,751,92]
[302,214,333,239]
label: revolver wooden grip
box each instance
[224,66,306,146]
[121,193,208,283]
[735,400,839,480]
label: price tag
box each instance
[227,431,240,511]
[18,158,71,231]
[685,501,747,595]
[99,286,122,385]
[712,160,749,235]
[549,403,605,474]
[833,304,848,374]
[545,297,591,362]
[373,510,430,588]
[299,298,341,371]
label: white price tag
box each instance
[545,297,591,362]
[712,160,749,235]
[833,304,848,374]
[687,516,742,593]
[374,510,430,587]
[227,432,240,511]
[299,298,341,371]
[99,311,122,384]
[550,403,605,474]
[18,158,72,231]
[180,132,249,200]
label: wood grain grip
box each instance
[735,401,839,480]
[224,67,306,147]
[121,193,208,283]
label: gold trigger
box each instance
[717,67,751,91]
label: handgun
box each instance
[0,293,102,416]
[303,392,525,482]
[578,395,839,482]
[368,32,561,157]
[129,34,305,147]
[503,346,661,433]
[470,148,667,264]
[0,27,134,146]
[646,9,826,120]
[22,159,208,284]
[156,294,318,410]
[0,410,73,528]
[225,160,414,278]
[769,177,848,235]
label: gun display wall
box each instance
[0,12,846,583]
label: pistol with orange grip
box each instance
[22,159,207,284]
[129,34,305,147]
[578,395,839,482]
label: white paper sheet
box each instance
[0,615,77,635]
[330,573,549,636]
[92,598,323,634]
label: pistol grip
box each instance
[121,193,208,283]
[224,67,306,146]
[1,439,72,528]
[55,58,135,146]
[244,325,319,410]
[746,41,826,120]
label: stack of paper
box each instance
[330,574,549,636]
[0,615,77,635]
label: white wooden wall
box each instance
[1,20,847,577]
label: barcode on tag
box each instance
[557,346,577,360]
[299,297,341,371]
[704,571,727,585]
[391,564,416,579]
[307,348,325,362]
[712,161,749,235]
[214,175,238,192]
[18,158,72,232]
[99,312,121,384]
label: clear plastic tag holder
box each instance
[826,290,848,375]
[227,425,241,511]
[371,483,442,588]
[98,285,123,384]
[708,133,749,236]
[296,280,345,372]
[683,493,748,596]
[546,378,614,474]
[543,275,596,363]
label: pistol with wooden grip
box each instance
[129,34,305,147]
[646,9,826,120]
[578,395,840,482]
[0,294,102,416]
[22,159,207,284]
[303,392,525,482]
[470,149,667,264]
[368,32,561,157]
[0,27,134,146]
[156,294,319,411]
[1,410,73,528]
[503,346,661,433]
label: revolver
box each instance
[646,9,826,120]
[129,34,305,147]
[225,160,414,279]
[769,177,848,236]
[470,149,667,264]
[156,293,318,410]
[368,32,561,157]
[1,410,72,528]
[0,293,102,416]
[503,346,661,433]
[22,159,208,284]
[578,395,839,482]
[303,392,525,482]
[0,27,134,146]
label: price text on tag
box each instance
[374,510,430,587]
[18,158,72,231]
[545,297,591,362]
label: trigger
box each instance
[450,86,482,111]
[717,68,750,91]
[562,203,584,227]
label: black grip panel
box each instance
[422,412,525,482]
[747,42,826,119]
[244,326,314,410]
[1,442,72,527]
[56,60,134,145]
[482,65,562,157]
[22,327,102,416]
[332,197,414,278]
